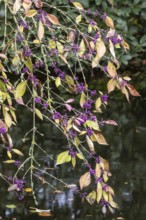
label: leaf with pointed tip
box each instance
[107,61,117,78]
[37,21,44,41]
[47,14,60,25]
[79,172,91,190]
[86,191,96,205]
[56,151,69,165]
[93,132,108,145]
[8,184,17,192]
[96,40,106,59]
[72,2,84,10]
[35,108,43,120]
[86,135,95,152]
[97,182,102,203]
[105,16,114,29]
[76,15,82,24]
[13,0,22,14]
[126,84,141,97]
[12,149,24,156]
[25,9,37,17]
[15,80,27,99]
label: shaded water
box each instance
[0,97,146,220]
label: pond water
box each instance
[0,96,146,220]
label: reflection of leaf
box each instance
[79,172,91,190]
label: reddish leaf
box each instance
[126,84,141,97]
[47,14,60,25]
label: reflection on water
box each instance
[0,98,146,220]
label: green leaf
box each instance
[0,80,7,92]
[55,77,61,88]
[56,151,69,165]
[35,108,43,120]
[71,157,76,167]
[15,80,27,99]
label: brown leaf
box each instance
[47,14,60,25]
[126,84,141,97]
[79,172,91,190]
[93,132,108,145]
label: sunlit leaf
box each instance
[56,41,64,54]
[3,160,15,164]
[77,153,84,160]
[95,98,102,109]
[78,39,86,57]
[12,149,24,156]
[55,77,61,88]
[5,112,12,128]
[25,188,33,193]
[6,204,16,209]
[72,2,84,10]
[80,92,86,108]
[76,15,82,24]
[95,163,101,178]
[71,157,76,167]
[25,9,37,17]
[86,120,100,131]
[79,172,91,190]
[109,40,115,58]
[107,79,116,93]
[15,80,27,99]
[104,120,118,126]
[56,151,69,165]
[35,108,43,120]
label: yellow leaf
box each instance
[76,15,82,24]
[26,9,37,17]
[55,77,61,88]
[7,151,12,159]
[95,98,102,109]
[95,163,101,178]
[80,92,86,108]
[25,188,33,193]
[72,2,84,10]
[33,39,40,44]
[78,39,86,57]
[107,79,116,93]
[105,16,114,29]
[24,58,33,72]
[3,160,15,164]
[12,149,24,156]
[107,61,117,78]
[86,191,96,205]
[56,151,69,165]
[56,41,64,54]
[92,55,100,68]
[86,120,100,131]
[48,40,56,49]
[71,157,76,167]
[47,14,60,25]
[96,40,106,59]
[35,108,43,120]
[97,182,102,203]
[79,172,91,190]
[15,80,27,99]
[5,112,12,128]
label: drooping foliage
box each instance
[0,0,140,214]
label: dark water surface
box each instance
[0,97,146,220]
